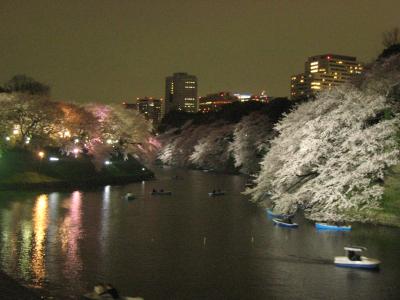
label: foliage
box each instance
[157,99,293,172]
[382,27,400,48]
[0,93,154,170]
[158,123,210,167]
[0,93,62,147]
[189,123,234,171]
[357,54,400,98]
[83,104,153,169]
[0,148,153,188]
[247,81,400,222]
[158,98,293,133]
[228,112,274,175]
[3,74,50,96]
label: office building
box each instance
[291,54,363,100]
[123,97,164,125]
[165,72,198,113]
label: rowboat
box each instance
[267,209,294,219]
[151,191,172,196]
[315,223,351,231]
[208,191,225,197]
[84,284,144,300]
[272,218,298,228]
[334,246,380,269]
[123,193,135,200]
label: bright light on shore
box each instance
[104,160,112,165]
[73,148,79,157]
[49,157,59,161]
[38,151,45,159]
[142,167,146,171]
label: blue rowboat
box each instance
[272,218,298,228]
[267,209,294,219]
[316,223,351,231]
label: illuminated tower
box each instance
[165,72,198,113]
[291,54,363,100]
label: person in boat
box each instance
[94,283,113,298]
[105,283,120,299]
[285,217,293,224]
[160,188,164,192]
[348,250,361,261]
[212,189,216,194]
[152,188,156,193]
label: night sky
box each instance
[1,0,399,103]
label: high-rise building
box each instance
[123,97,164,125]
[165,72,198,113]
[137,97,163,125]
[291,54,363,100]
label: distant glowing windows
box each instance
[310,62,319,73]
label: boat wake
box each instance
[250,253,333,265]
[286,254,332,265]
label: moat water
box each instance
[0,167,399,299]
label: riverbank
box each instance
[0,271,42,300]
[0,149,154,191]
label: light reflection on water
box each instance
[0,168,399,300]
[32,194,48,285]
[60,191,83,282]
[0,191,85,290]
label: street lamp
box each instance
[38,151,45,159]
[73,148,79,158]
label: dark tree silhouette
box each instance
[383,27,400,48]
[4,74,50,96]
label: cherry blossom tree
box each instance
[228,112,274,175]
[189,123,234,171]
[158,122,211,167]
[83,104,153,168]
[0,93,62,147]
[247,84,399,222]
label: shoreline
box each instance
[0,173,155,191]
[0,271,42,300]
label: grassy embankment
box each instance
[376,164,400,226]
[343,165,400,226]
[0,149,154,190]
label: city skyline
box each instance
[1,0,399,103]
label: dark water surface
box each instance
[0,167,399,299]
